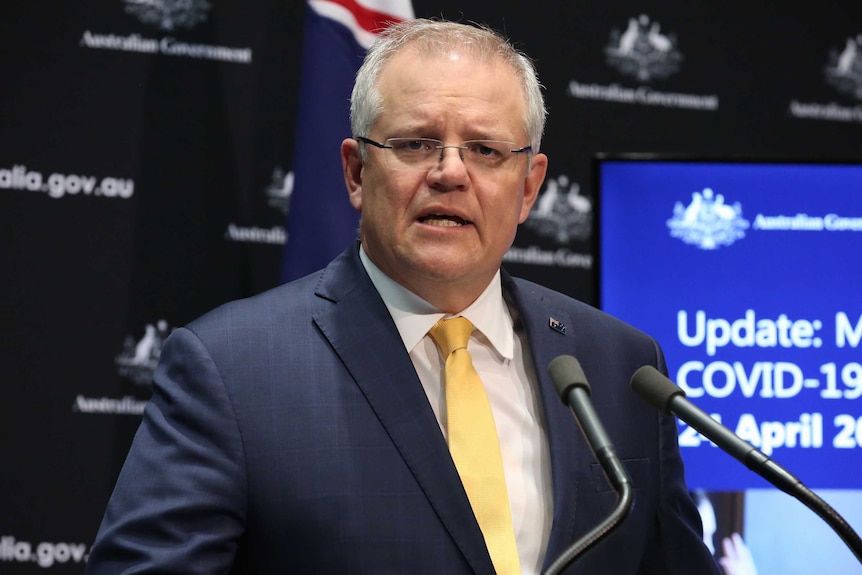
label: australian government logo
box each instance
[568,15,718,112]
[505,175,593,270]
[789,34,862,123]
[225,166,291,245]
[80,0,252,64]
[606,14,682,81]
[73,319,173,416]
[125,0,211,30]
[668,187,862,250]
[668,188,749,249]
[115,319,173,386]
[825,35,862,99]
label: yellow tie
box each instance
[429,317,521,575]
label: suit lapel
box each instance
[311,246,495,575]
[502,273,587,571]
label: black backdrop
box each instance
[1,1,860,571]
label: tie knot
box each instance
[429,316,474,358]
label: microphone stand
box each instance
[678,394,862,564]
[632,365,862,565]
[542,476,633,575]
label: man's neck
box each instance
[358,245,498,314]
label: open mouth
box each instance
[418,214,471,227]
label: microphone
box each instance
[543,355,633,575]
[631,365,862,564]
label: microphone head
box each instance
[548,355,591,401]
[630,365,685,415]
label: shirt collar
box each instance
[359,245,514,359]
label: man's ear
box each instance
[519,152,548,223]
[342,138,363,212]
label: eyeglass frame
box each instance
[355,136,533,172]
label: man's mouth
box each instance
[419,214,471,227]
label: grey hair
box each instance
[350,19,547,157]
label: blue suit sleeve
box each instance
[86,327,247,574]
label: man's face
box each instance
[342,47,547,307]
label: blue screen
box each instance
[597,159,862,490]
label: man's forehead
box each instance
[372,46,526,137]
[382,43,507,74]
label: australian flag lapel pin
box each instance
[549,317,566,334]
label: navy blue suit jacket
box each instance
[87,244,721,574]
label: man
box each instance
[87,19,722,575]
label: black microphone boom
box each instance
[543,355,634,575]
[631,365,862,564]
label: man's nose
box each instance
[436,145,466,163]
[428,145,469,184]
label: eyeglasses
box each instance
[356,137,532,173]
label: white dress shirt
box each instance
[359,246,553,575]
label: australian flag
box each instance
[280,0,414,283]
